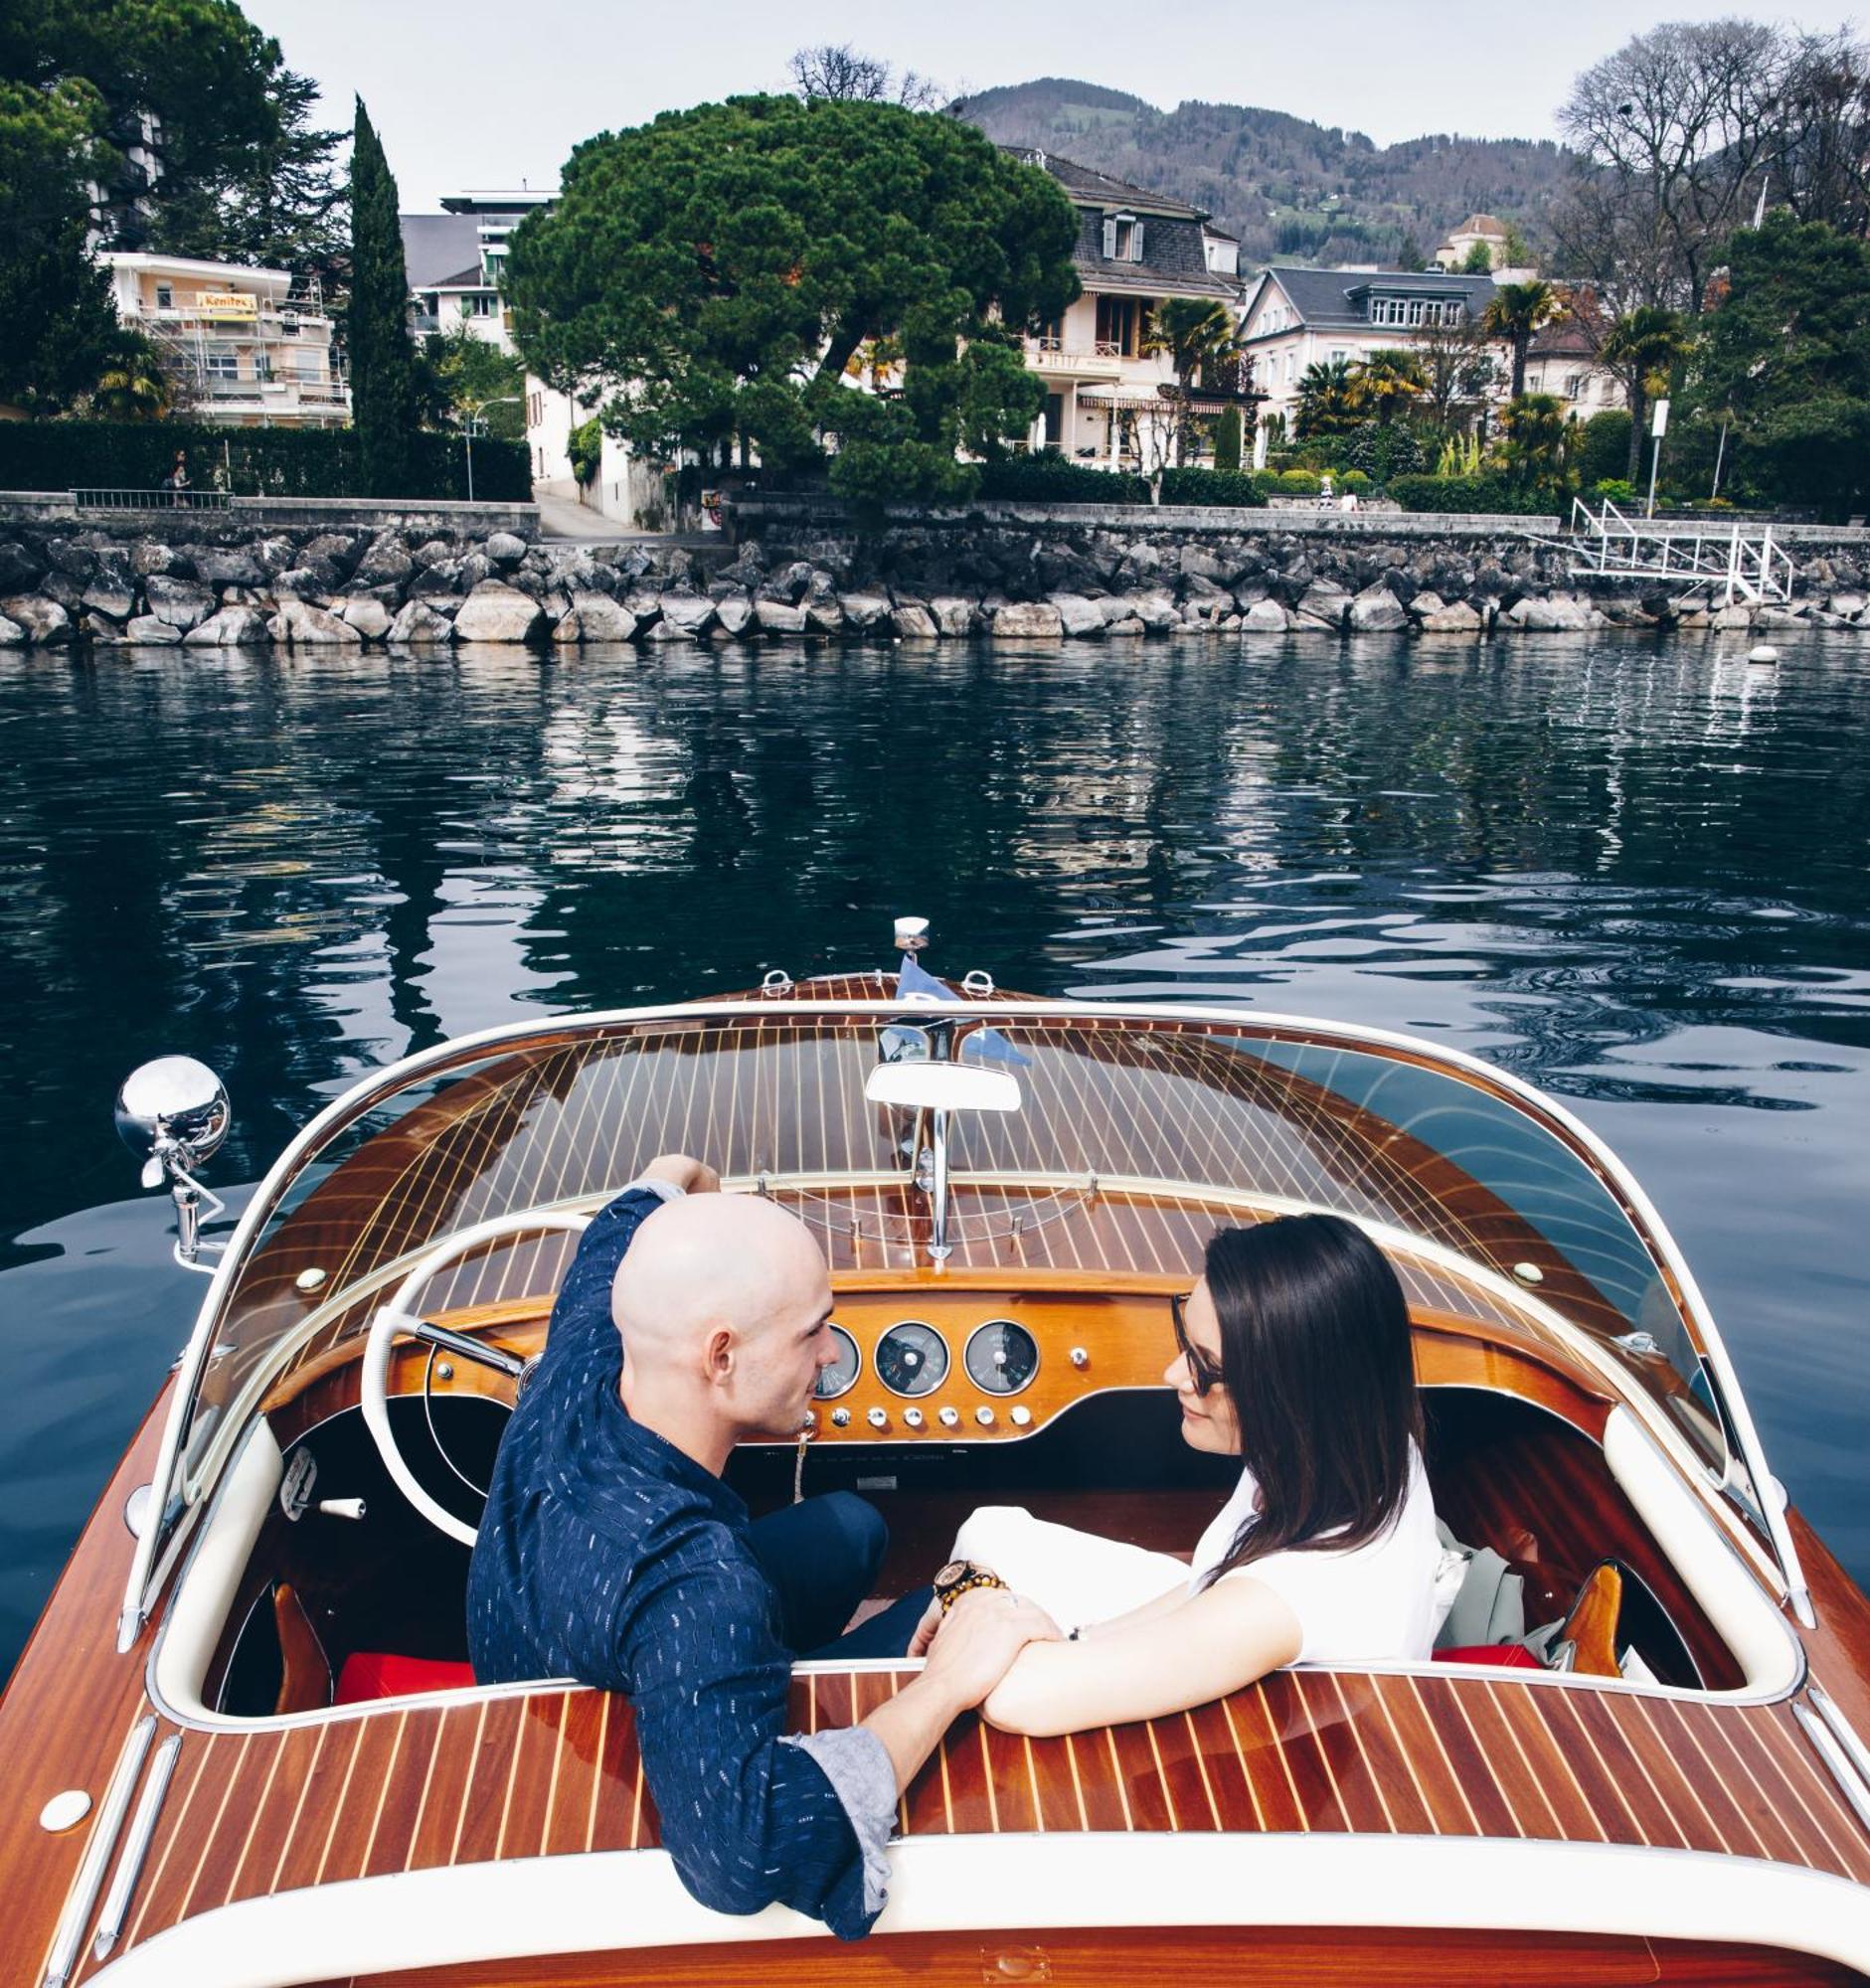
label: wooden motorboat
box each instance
[8,926,1870,1987]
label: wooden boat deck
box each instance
[50,1659,1870,1985]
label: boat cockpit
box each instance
[113,975,1811,1732]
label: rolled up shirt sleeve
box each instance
[616,1555,888,1938]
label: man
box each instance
[467,1154,1052,1938]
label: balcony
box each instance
[1025,338,1125,381]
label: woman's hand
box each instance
[920,1588,1063,1707]
[907,1594,944,1658]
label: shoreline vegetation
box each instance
[2,513,1867,650]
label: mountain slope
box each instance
[959,78,1569,268]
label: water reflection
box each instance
[2,631,1868,1668]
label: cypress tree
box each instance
[348,99,417,497]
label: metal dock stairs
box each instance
[1527,499,1796,608]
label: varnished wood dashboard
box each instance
[262,1266,1618,1453]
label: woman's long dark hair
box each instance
[1197,1213,1424,1587]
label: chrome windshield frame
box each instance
[115,995,1813,1651]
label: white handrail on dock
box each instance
[1554,498,1796,607]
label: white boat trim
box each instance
[85,1829,1870,1986]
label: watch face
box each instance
[934,1560,969,1589]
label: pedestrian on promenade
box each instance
[162,449,190,507]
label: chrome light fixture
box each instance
[114,1057,231,1271]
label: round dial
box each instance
[875,1320,949,1398]
[813,1324,861,1401]
[965,1319,1040,1395]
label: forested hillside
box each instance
[959,78,1569,267]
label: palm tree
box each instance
[1600,306,1693,480]
[1293,358,1359,438]
[1349,347,1427,425]
[1481,279,1564,400]
[88,333,172,421]
[1143,297,1246,462]
[1497,392,1571,490]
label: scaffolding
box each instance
[1536,498,1796,608]
[135,274,349,425]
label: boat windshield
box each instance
[134,1004,1738,1619]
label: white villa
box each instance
[1432,212,1536,281]
[1524,316,1629,417]
[1004,151,1254,469]
[1237,265,1501,459]
[101,250,348,426]
[402,189,554,353]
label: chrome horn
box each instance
[115,1057,231,1271]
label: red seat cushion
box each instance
[1436,1642,1542,1669]
[334,1651,477,1704]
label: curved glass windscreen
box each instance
[145,1003,1729,1600]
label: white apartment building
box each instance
[101,251,348,426]
[1523,319,1629,416]
[1238,266,1502,461]
[1004,151,1254,468]
[402,190,555,354]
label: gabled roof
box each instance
[428,263,495,293]
[1449,213,1508,239]
[1003,147,1207,220]
[1242,264,1497,333]
[400,212,481,290]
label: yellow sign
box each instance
[196,291,257,319]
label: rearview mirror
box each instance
[864,1060,1022,1113]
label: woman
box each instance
[915,1214,1444,1737]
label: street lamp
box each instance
[461,396,522,502]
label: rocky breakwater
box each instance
[0,516,1865,649]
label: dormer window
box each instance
[1102,212,1144,262]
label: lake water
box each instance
[3,631,1868,1676]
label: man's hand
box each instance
[920,1588,1062,1709]
[639,1153,721,1195]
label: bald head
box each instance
[612,1193,832,1436]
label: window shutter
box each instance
[1131,221,1144,263]
[1103,218,1117,258]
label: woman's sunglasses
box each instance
[1168,1291,1224,1397]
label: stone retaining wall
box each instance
[1,509,1867,650]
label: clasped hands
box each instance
[907,1582,1062,1704]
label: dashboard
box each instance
[784,1284,1184,1443]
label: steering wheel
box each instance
[362,1210,592,1545]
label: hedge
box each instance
[0,418,531,502]
[1157,466,1267,508]
[977,451,1147,503]
[1389,473,1558,515]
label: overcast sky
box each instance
[244,0,1867,210]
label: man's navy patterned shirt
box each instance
[466,1185,880,1937]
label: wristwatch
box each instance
[933,1558,1007,1613]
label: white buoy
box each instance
[1748,644,1781,664]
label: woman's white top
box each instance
[1186,1444,1442,1664]
[950,1444,1444,1667]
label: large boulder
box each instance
[1240,597,1291,632]
[754,596,808,634]
[130,540,184,579]
[1296,580,1349,629]
[351,533,413,587]
[81,572,136,621]
[46,538,99,581]
[1347,582,1409,632]
[123,613,183,644]
[185,605,269,646]
[892,602,937,639]
[714,593,755,637]
[340,595,395,641]
[929,596,978,636]
[141,574,216,632]
[0,614,26,646]
[1,595,72,644]
[1122,588,1179,631]
[0,542,43,593]
[1049,593,1106,638]
[658,591,718,637]
[1506,592,1596,631]
[839,590,894,630]
[758,560,814,604]
[483,531,528,568]
[191,547,264,589]
[643,616,696,643]
[570,591,639,642]
[992,600,1064,639]
[386,599,456,646]
[269,598,363,646]
[453,580,545,643]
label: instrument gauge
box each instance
[813,1324,862,1401]
[875,1320,949,1399]
[964,1319,1040,1396]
